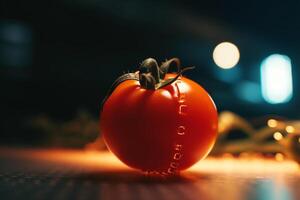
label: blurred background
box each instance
[1,0,300,148]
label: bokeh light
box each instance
[213,42,240,69]
[260,54,293,104]
[285,126,295,133]
[275,153,284,161]
[273,131,283,141]
[234,81,262,103]
[267,119,278,128]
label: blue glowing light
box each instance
[234,81,262,103]
[260,54,293,104]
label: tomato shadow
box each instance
[72,168,212,184]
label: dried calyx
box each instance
[101,58,194,109]
[139,58,194,89]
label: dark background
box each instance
[1,0,300,146]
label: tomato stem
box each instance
[138,58,194,90]
[160,58,181,79]
[101,58,194,110]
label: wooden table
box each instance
[0,148,299,200]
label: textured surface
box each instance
[0,148,299,200]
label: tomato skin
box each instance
[100,74,218,173]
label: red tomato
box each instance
[100,59,218,175]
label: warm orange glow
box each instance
[85,137,107,151]
[190,156,298,174]
[222,153,234,158]
[285,125,295,133]
[267,119,278,128]
[0,148,298,176]
[218,112,235,133]
[273,131,283,141]
[0,148,130,172]
[275,153,284,161]
[41,150,129,170]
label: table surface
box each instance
[0,147,299,200]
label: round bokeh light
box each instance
[213,42,240,69]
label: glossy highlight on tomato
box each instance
[100,58,218,175]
